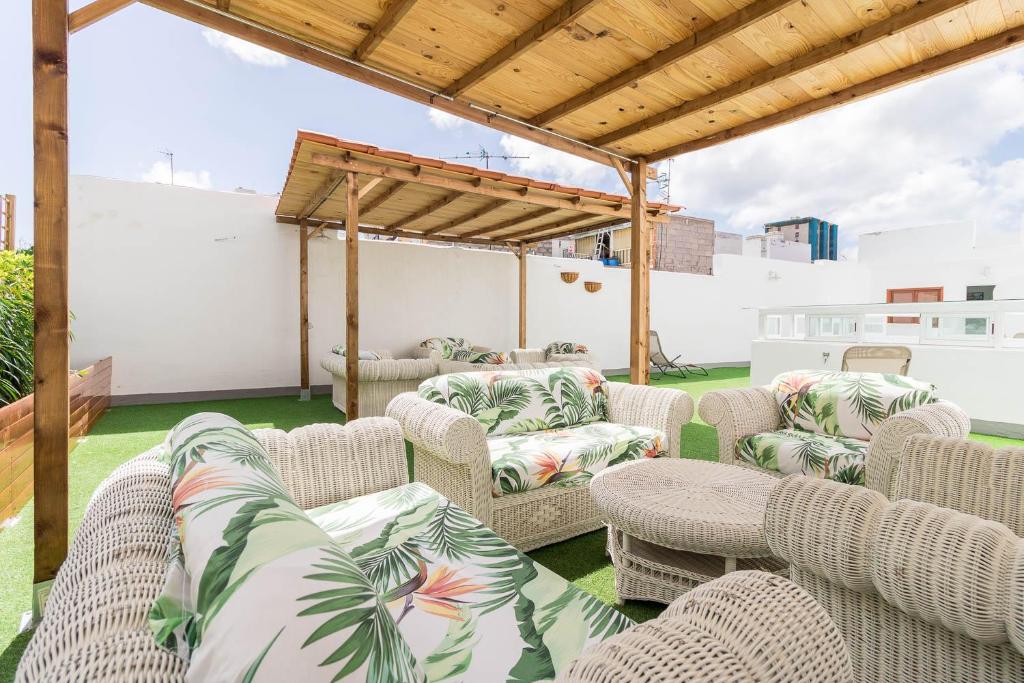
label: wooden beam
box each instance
[500,212,599,241]
[442,0,602,97]
[517,242,527,348]
[421,199,508,235]
[139,0,623,169]
[33,0,70,587]
[68,0,134,33]
[523,216,624,243]
[298,219,310,399]
[529,0,796,127]
[299,170,347,220]
[345,172,359,420]
[310,152,669,221]
[353,0,418,62]
[1,195,15,251]
[357,176,384,200]
[386,192,461,230]
[610,157,631,195]
[215,0,229,10]
[459,207,558,238]
[357,225,506,246]
[648,25,1024,162]
[359,179,407,215]
[629,159,650,385]
[590,0,975,148]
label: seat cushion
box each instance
[736,429,868,485]
[769,370,937,441]
[419,367,610,437]
[487,422,667,496]
[307,482,634,682]
[545,341,589,357]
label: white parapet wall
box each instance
[69,176,872,400]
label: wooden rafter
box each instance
[529,0,796,127]
[648,24,1024,162]
[523,217,624,243]
[421,199,508,236]
[215,0,229,9]
[459,207,558,238]
[139,0,622,169]
[610,157,631,195]
[292,217,513,246]
[299,170,347,220]
[500,213,598,241]
[357,176,384,199]
[589,0,974,148]
[359,180,407,215]
[353,0,418,62]
[386,192,461,230]
[68,0,135,33]
[442,0,602,97]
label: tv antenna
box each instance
[157,149,175,185]
[442,145,529,170]
[655,159,673,203]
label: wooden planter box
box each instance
[0,356,112,528]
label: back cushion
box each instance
[149,413,421,681]
[545,341,589,357]
[420,336,469,359]
[418,367,609,436]
[770,370,936,440]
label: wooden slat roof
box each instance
[275,131,679,244]
[142,0,1024,167]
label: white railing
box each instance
[758,300,1024,349]
[612,248,631,265]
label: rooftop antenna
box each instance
[655,159,673,203]
[442,145,529,170]
[157,149,175,185]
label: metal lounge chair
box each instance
[649,330,708,379]
[841,345,912,375]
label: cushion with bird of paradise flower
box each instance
[418,367,610,437]
[736,428,868,485]
[306,481,635,681]
[149,412,423,682]
[544,341,590,358]
[769,370,937,441]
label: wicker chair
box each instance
[841,345,912,374]
[320,351,438,417]
[764,475,1024,682]
[386,378,694,551]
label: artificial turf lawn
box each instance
[1,366,1020,679]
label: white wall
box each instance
[69,176,872,397]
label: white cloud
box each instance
[141,160,213,190]
[427,109,468,131]
[666,50,1024,251]
[201,29,288,67]
[499,135,614,188]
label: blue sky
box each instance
[4,3,1024,255]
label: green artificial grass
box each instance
[0,367,1020,680]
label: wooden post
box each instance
[2,195,15,251]
[518,242,527,348]
[298,219,310,400]
[344,172,359,420]
[629,158,650,385]
[32,0,70,602]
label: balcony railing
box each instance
[757,300,1024,349]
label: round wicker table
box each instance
[592,458,788,605]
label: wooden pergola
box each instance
[34,0,1024,596]
[275,131,678,415]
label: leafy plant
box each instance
[0,251,34,405]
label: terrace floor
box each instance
[2,367,1021,681]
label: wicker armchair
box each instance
[698,384,969,498]
[386,378,693,551]
[765,475,1024,681]
[320,352,439,417]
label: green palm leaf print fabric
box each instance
[149,413,422,682]
[544,341,589,357]
[769,370,937,440]
[736,429,868,485]
[307,482,634,681]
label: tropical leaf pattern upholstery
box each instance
[770,370,937,441]
[308,482,634,681]
[736,429,868,485]
[488,423,665,496]
[420,337,506,365]
[149,413,422,682]
[544,341,589,357]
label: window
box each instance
[886,287,943,324]
[966,285,995,301]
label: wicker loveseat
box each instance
[18,414,849,683]
[416,336,598,374]
[386,367,693,550]
[321,350,438,417]
[698,369,970,496]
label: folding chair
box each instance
[841,345,912,375]
[648,330,708,379]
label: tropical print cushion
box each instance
[149,413,422,682]
[331,345,382,360]
[450,348,508,365]
[307,482,634,681]
[544,341,589,357]
[488,423,666,496]
[420,337,470,359]
[418,367,609,437]
[736,429,868,485]
[770,370,937,441]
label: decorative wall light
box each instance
[560,271,580,284]
[584,281,602,293]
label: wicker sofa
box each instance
[415,336,598,374]
[698,369,970,497]
[321,350,438,417]
[18,415,850,683]
[386,367,693,551]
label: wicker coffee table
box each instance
[591,458,788,605]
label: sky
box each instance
[3,3,1024,258]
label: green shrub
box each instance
[0,251,34,405]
